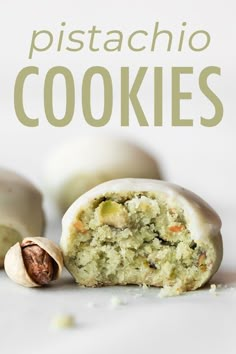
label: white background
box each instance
[0,1,235,353]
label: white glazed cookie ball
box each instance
[60,178,223,295]
[43,135,162,212]
[0,169,45,267]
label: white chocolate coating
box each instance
[61,178,222,247]
[0,169,45,266]
[43,136,161,208]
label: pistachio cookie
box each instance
[0,169,45,267]
[44,136,162,212]
[60,179,222,295]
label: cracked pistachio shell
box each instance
[4,237,63,288]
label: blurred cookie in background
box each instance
[43,135,162,212]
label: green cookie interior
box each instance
[63,192,218,293]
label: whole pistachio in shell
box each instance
[4,237,63,287]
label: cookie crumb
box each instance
[51,314,76,329]
[158,285,182,298]
[142,283,149,290]
[110,296,127,308]
[209,284,217,295]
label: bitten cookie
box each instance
[60,178,222,295]
[0,169,45,267]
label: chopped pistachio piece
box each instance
[97,200,128,228]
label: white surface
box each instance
[0,1,236,354]
[0,265,236,354]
